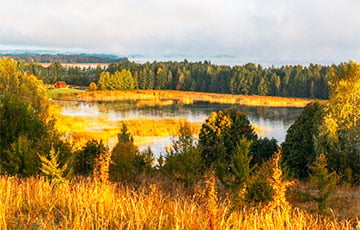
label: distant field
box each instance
[62,89,317,107]
[47,88,85,98]
[39,63,109,68]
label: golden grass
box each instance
[0,176,358,229]
[60,90,316,107]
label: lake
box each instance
[57,100,303,156]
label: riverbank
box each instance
[49,89,316,107]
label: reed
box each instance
[55,89,316,107]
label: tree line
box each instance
[3,54,127,63]
[19,59,332,99]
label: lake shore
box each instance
[49,89,317,107]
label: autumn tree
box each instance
[0,57,71,176]
[98,69,135,90]
[89,82,97,91]
[316,61,360,183]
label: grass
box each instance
[0,176,358,229]
[46,88,85,98]
[56,89,316,107]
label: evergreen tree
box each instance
[282,102,324,179]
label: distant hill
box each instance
[1,53,128,63]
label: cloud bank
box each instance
[1,0,359,65]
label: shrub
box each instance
[198,108,257,172]
[74,140,109,177]
[309,153,339,214]
[110,124,153,182]
[89,82,97,91]
[162,122,202,185]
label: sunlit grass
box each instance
[47,88,85,98]
[58,89,316,107]
[0,176,358,229]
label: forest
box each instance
[1,54,127,63]
[19,58,331,99]
[0,57,359,229]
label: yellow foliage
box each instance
[58,90,314,107]
[265,150,295,211]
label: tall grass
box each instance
[57,90,315,107]
[0,176,358,229]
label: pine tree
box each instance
[309,153,339,214]
[38,147,68,185]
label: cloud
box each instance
[0,0,359,65]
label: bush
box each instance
[74,140,109,177]
[110,124,153,182]
[199,108,257,169]
[162,122,202,185]
[309,153,339,214]
[89,82,97,91]
[250,137,278,167]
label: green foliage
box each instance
[162,122,202,185]
[199,108,257,169]
[0,57,71,176]
[244,161,274,205]
[316,61,360,183]
[74,140,109,177]
[217,138,253,190]
[250,137,278,167]
[3,136,39,176]
[110,124,153,182]
[309,153,339,214]
[10,57,333,98]
[38,147,69,185]
[98,69,135,90]
[282,102,324,179]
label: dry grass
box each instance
[58,90,315,107]
[288,182,360,220]
[0,176,358,229]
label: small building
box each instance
[54,81,68,88]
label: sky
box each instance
[0,0,360,65]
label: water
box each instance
[57,100,303,156]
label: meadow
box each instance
[0,176,358,229]
[49,89,315,107]
[47,88,85,98]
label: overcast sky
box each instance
[0,0,359,65]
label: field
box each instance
[0,176,358,229]
[38,63,110,68]
[47,88,85,98]
[50,89,316,107]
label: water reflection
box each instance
[56,100,303,156]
